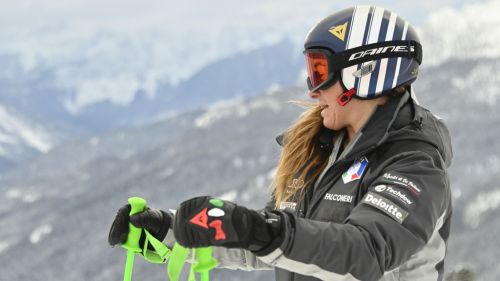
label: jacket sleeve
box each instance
[257,150,451,280]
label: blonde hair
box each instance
[272,101,330,207]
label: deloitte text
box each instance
[363,192,408,224]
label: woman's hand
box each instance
[108,204,172,247]
[173,196,282,253]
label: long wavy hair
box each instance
[272,101,331,207]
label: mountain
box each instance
[0,39,303,172]
[0,52,499,280]
[1,0,498,173]
[0,86,305,281]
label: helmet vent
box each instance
[353,61,377,78]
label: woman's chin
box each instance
[322,119,336,130]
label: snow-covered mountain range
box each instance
[0,0,499,172]
[0,1,499,279]
[0,54,499,279]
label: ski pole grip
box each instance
[121,197,147,252]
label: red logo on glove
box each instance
[209,220,226,240]
[190,208,209,229]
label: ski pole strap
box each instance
[143,230,172,263]
[167,244,218,281]
[168,243,190,281]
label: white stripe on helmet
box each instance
[358,6,385,98]
[375,11,398,94]
[342,5,371,90]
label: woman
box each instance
[109,5,452,281]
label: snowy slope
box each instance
[0,105,51,153]
[0,104,53,171]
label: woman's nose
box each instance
[308,91,320,99]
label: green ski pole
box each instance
[193,247,218,281]
[120,197,147,281]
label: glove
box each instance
[173,196,283,253]
[108,204,172,248]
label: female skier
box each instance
[109,5,452,281]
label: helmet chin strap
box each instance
[337,88,357,106]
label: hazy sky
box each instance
[0,0,483,35]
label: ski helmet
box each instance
[304,5,422,102]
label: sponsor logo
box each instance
[382,173,421,195]
[342,157,369,184]
[286,178,304,194]
[328,22,348,42]
[324,193,353,203]
[279,202,297,211]
[373,185,413,206]
[374,185,386,192]
[362,192,409,224]
[349,45,415,61]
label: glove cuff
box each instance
[250,211,286,256]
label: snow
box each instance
[254,174,268,190]
[0,241,10,253]
[218,190,238,202]
[5,188,22,199]
[465,156,500,177]
[29,224,53,244]
[159,168,175,179]
[419,0,500,67]
[464,189,500,228]
[194,97,282,128]
[5,188,41,203]
[267,168,277,180]
[0,105,52,153]
[194,98,245,128]
[89,137,100,146]
[22,193,41,203]
[232,157,244,169]
[451,62,500,105]
[64,75,141,114]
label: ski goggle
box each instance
[304,49,340,93]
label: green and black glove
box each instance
[173,196,283,254]
[108,204,172,248]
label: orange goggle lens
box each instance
[305,52,329,90]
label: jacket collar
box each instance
[276,92,422,162]
[329,92,424,162]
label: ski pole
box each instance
[120,197,147,281]
[193,247,218,281]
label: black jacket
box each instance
[165,92,453,281]
[256,92,453,281]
